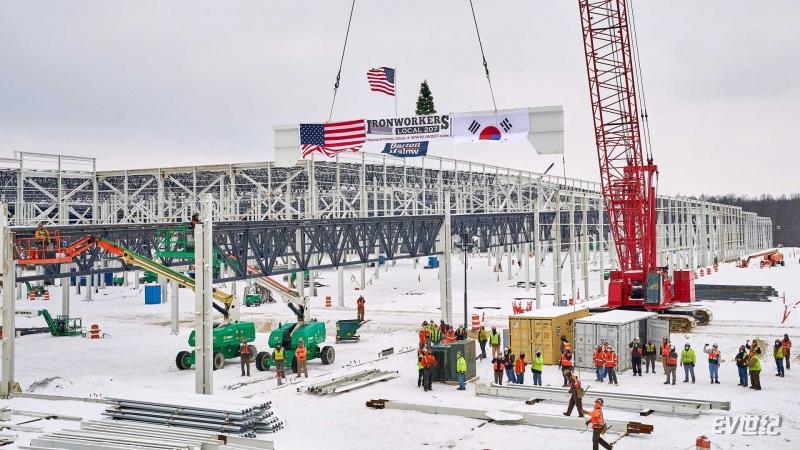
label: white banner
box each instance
[365,114,450,143]
[451,108,529,144]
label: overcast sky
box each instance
[1,0,797,195]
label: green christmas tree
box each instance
[415,80,437,115]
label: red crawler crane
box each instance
[578,0,697,313]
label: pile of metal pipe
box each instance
[27,420,274,449]
[306,369,399,395]
[103,395,283,437]
[695,284,778,301]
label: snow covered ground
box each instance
[3,249,800,449]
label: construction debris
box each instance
[475,383,729,416]
[365,399,653,435]
[306,369,399,395]
[103,395,283,437]
[28,420,274,449]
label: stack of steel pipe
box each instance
[103,395,283,436]
[695,284,778,301]
[306,369,399,395]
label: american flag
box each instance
[300,119,367,158]
[367,67,395,96]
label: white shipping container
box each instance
[573,310,670,373]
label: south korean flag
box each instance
[452,108,529,144]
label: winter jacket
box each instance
[629,342,642,358]
[703,344,721,364]
[680,348,696,364]
[514,357,526,375]
[774,347,784,359]
[478,329,489,342]
[644,343,656,356]
[456,356,467,373]
[490,332,501,346]
[748,353,761,371]
[531,355,544,372]
[503,353,516,368]
[734,351,748,367]
[667,351,678,367]
[603,351,617,368]
[295,346,307,362]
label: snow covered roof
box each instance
[574,309,656,325]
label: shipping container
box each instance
[509,307,589,365]
[573,310,670,372]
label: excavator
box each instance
[740,248,785,268]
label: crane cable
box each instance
[328,0,357,122]
[468,0,499,113]
[627,0,654,162]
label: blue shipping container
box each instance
[144,285,161,304]
[104,272,114,286]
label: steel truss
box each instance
[1,151,772,290]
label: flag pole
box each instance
[393,67,398,118]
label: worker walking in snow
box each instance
[643,338,657,374]
[586,398,612,450]
[629,338,642,376]
[492,357,504,384]
[604,348,618,385]
[421,349,437,392]
[664,345,678,385]
[356,296,365,321]
[782,334,792,370]
[274,343,286,386]
[680,343,696,383]
[593,345,606,381]
[562,370,585,417]
[477,326,489,359]
[774,340,785,377]
[531,351,544,386]
[514,353,526,384]
[456,351,467,390]
[239,338,251,377]
[295,340,308,379]
[747,347,762,390]
[735,345,749,387]
[703,343,721,384]
[490,327,501,359]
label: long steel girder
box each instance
[13,212,598,283]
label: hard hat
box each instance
[595,398,604,406]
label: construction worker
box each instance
[748,347,762,390]
[490,327,501,359]
[774,340,785,377]
[189,213,201,230]
[492,357,505,384]
[34,222,50,255]
[514,352,526,384]
[417,345,425,388]
[419,322,431,349]
[593,345,606,381]
[586,398,612,450]
[356,296,365,321]
[680,343,696,383]
[735,345,749,387]
[456,326,468,341]
[239,338,251,377]
[703,343,721,384]
[562,370,585,417]
[629,338,642,376]
[273,343,286,386]
[503,349,516,384]
[604,348,618,385]
[429,320,441,346]
[421,348,437,391]
[781,334,792,370]
[530,351,543,386]
[456,351,467,390]
[561,349,574,386]
[477,326,489,359]
[643,337,657,374]
[560,335,571,355]
[664,345,677,385]
[660,337,671,374]
[295,340,308,379]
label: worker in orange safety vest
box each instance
[586,398,612,450]
[593,345,606,382]
[561,350,574,387]
[604,348,618,385]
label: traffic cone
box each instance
[44,290,50,301]
[325,296,332,307]
[29,290,35,301]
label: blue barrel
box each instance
[104,272,114,286]
[144,285,161,304]
[559,299,568,306]
[428,256,439,268]
[378,255,386,266]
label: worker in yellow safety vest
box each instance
[273,343,286,386]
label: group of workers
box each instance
[418,320,470,349]
[416,320,470,391]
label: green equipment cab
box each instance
[255,301,335,373]
[175,321,257,371]
[38,309,82,336]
